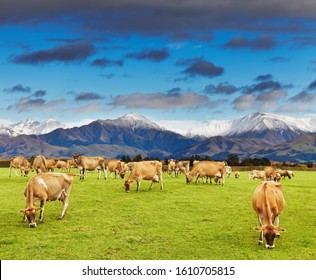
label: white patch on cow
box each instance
[37,178,48,190]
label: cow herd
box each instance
[9,154,291,249]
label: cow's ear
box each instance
[19,209,26,214]
[253,226,263,231]
[277,227,286,233]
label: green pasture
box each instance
[0,168,315,260]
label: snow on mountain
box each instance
[186,112,316,138]
[0,119,66,137]
[98,113,164,131]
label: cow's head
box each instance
[72,153,80,162]
[124,180,131,192]
[20,207,42,228]
[119,171,126,179]
[185,173,193,184]
[254,225,286,249]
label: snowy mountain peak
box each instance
[186,112,316,138]
[116,113,163,130]
[0,119,65,137]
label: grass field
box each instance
[0,168,315,260]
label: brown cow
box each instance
[32,155,47,173]
[66,159,77,172]
[72,153,106,180]
[9,155,32,177]
[46,158,58,172]
[186,161,226,185]
[106,160,126,179]
[124,161,163,192]
[20,173,75,228]
[55,160,68,172]
[252,181,286,249]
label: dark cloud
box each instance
[232,90,288,111]
[254,74,273,81]
[32,90,46,97]
[289,91,316,103]
[4,84,31,93]
[177,57,224,79]
[267,56,291,63]
[307,79,316,91]
[75,92,103,101]
[10,42,95,64]
[1,1,315,36]
[91,58,124,68]
[126,48,169,62]
[203,82,238,95]
[7,97,65,113]
[244,80,284,93]
[108,92,213,110]
[224,35,276,50]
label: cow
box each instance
[124,161,163,192]
[9,155,32,177]
[46,158,58,172]
[32,155,47,173]
[249,170,265,180]
[66,159,77,172]
[167,159,178,177]
[72,153,107,180]
[55,160,68,172]
[177,160,190,174]
[234,171,240,178]
[225,166,232,178]
[106,160,126,179]
[252,181,286,249]
[264,166,278,181]
[185,161,226,185]
[276,169,292,180]
[20,173,75,228]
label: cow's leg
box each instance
[9,167,12,177]
[159,175,163,190]
[136,179,141,192]
[195,174,200,184]
[80,168,85,180]
[104,168,108,179]
[38,200,45,223]
[97,169,101,179]
[59,198,69,219]
[257,215,263,245]
[274,215,281,237]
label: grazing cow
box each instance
[72,153,106,180]
[55,160,68,172]
[167,159,178,177]
[234,171,240,179]
[264,166,278,181]
[249,170,265,180]
[46,158,58,172]
[66,159,77,172]
[225,166,232,178]
[276,169,292,180]
[186,161,226,185]
[177,160,190,174]
[20,173,75,228]
[32,155,47,173]
[252,181,286,249]
[106,160,126,179]
[124,161,163,192]
[9,155,32,177]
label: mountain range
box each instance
[0,112,315,162]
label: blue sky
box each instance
[1,0,316,131]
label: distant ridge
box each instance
[0,112,315,162]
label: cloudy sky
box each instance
[1,0,316,131]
